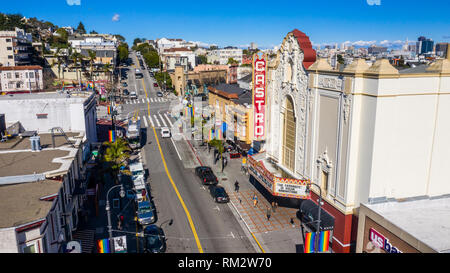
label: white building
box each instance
[0,91,98,143]
[161,47,196,71]
[0,66,44,94]
[207,47,243,65]
[155,38,185,54]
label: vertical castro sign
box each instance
[253,52,267,140]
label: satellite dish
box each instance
[66,241,82,253]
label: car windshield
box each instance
[216,188,225,195]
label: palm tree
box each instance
[52,47,62,82]
[70,51,80,84]
[102,138,131,184]
[87,49,97,81]
[103,63,112,84]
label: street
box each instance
[121,51,256,253]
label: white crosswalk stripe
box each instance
[146,97,149,103]
[154,115,161,127]
[150,98,154,102]
[164,113,173,127]
[142,115,148,127]
[148,115,154,127]
[141,99,145,103]
[158,113,167,127]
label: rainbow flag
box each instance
[109,130,116,142]
[208,129,213,141]
[107,105,111,115]
[97,239,111,253]
[318,230,331,252]
[62,81,65,91]
[304,232,316,253]
[185,107,189,117]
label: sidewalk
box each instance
[187,139,304,253]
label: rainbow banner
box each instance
[318,230,331,252]
[107,105,111,115]
[109,130,116,142]
[208,129,213,141]
[97,239,111,253]
[304,232,316,253]
[62,81,65,91]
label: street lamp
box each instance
[105,184,126,247]
[305,182,323,253]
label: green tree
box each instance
[87,49,97,80]
[143,51,160,68]
[209,139,225,163]
[133,38,143,47]
[118,43,129,64]
[114,34,126,42]
[337,54,345,65]
[76,21,87,34]
[102,138,131,184]
[227,57,238,64]
[154,72,172,89]
[197,55,207,64]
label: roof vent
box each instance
[30,135,41,151]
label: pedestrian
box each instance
[274,202,278,211]
[266,206,272,221]
[252,193,258,207]
[224,157,228,168]
[234,180,240,192]
[271,201,276,213]
[221,157,225,172]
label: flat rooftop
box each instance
[0,179,62,228]
[365,197,450,253]
[0,150,70,177]
[0,133,79,151]
[0,91,94,101]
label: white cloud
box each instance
[352,40,377,46]
[66,0,81,5]
[112,14,120,22]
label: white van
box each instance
[160,127,171,138]
[130,91,138,99]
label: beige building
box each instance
[0,28,33,66]
[170,66,227,96]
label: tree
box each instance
[87,49,97,80]
[227,57,238,65]
[118,43,129,64]
[70,51,82,83]
[143,51,159,68]
[76,21,86,34]
[337,54,345,65]
[133,38,143,47]
[197,55,207,64]
[102,138,131,185]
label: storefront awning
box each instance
[298,199,335,231]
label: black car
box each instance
[122,82,128,87]
[123,89,129,96]
[157,91,163,97]
[141,225,166,253]
[209,185,229,203]
[195,166,218,185]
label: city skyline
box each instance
[1,0,449,49]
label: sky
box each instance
[1,0,450,49]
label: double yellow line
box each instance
[135,55,204,253]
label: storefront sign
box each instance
[252,52,267,140]
[369,228,403,253]
[112,236,127,253]
[274,179,309,199]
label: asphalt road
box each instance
[121,51,255,253]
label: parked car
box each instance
[122,82,128,87]
[137,200,156,226]
[153,83,158,87]
[209,185,229,203]
[142,225,167,253]
[160,127,171,138]
[157,91,163,97]
[123,89,129,96]
[195,166,218,185]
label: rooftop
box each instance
[365,197,450,253]
[209,83,252,105]
[0,91,94,101]
[0,66,42,71]
[0,179,62,228]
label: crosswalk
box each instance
[138,112,174,129]
[124,97,168,104]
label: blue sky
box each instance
[2,0,450,48]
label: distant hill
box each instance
[0,13,58,41]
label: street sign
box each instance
[112,236,127,253]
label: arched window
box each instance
[282,97,296,172]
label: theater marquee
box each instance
[252,52,267,141]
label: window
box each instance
[16,82,21,88]
[22,244,36,253]
[8,55,13,59]
[15,72,19,78]
[282,97,296,172]
[6,38,11,42]
[7,47,12,51]
[6,72,11,79]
